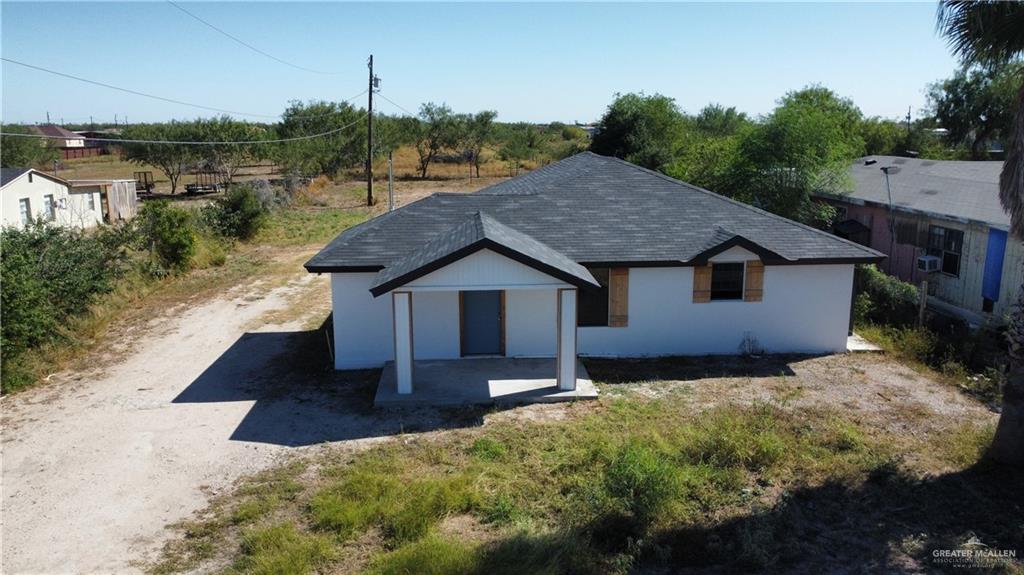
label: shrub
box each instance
[137,201,195,272]
[604,441,679,523]
[1,222,134,392]
[854,264,919,326]
[201,185,267,240]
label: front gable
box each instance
[405,248,573,291]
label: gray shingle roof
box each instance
[369,211,598,296]
[837,156,1006,228]
[1,168,31,188]
[307,152,882,274]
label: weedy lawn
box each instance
[149,358,1020,575]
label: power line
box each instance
[166,0,340,75]
[2,57,280,119]
[2,57,368,121]
[375,92,418,117]
[0,113,368,145]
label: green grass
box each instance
[147,397,1012,575]
[230,522,335,575]
[368,535,478,575]
[255,207,370,247]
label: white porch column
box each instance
[392,291,414,394]
[556,288,578,391]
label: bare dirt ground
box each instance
[0,267,380,574]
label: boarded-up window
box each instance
[609,268,629,327]
[744,261,764,301]
[693,264,712,303]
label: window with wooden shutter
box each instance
[744,260,764,302]
[693,264,712,303]
[609,267,629,327]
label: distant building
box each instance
[30,124,100,159]
[74,128,122,154]
[818,156,1023,325]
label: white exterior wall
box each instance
[329,258,856,369]
[1,173,101,230]
[578,264,854,356]
[330,273,394,369]
[506,289,557,357]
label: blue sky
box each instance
[2,2,959,125]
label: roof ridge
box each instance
[469,152,595,195]
[596,153,883,259]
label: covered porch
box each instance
[374,358,598,407]
[369,212,601,405]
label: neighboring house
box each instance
[74,128,121,155]
[1,168,125,230]
[306,152,883,397]
[820,156,1023,324]
[31,124,99,159]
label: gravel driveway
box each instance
[0,274,366,574]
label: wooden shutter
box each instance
[744,260,764,302]
[693,264,712,303]
[609,267,629,327]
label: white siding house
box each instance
[328,252,855,370]
[1,168,104,230]
[308,153,883,403]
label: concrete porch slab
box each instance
[847,333,883,353]
[374,358,598,407]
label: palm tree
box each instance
[938,0,1024,465]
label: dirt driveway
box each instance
[0,269,460,574]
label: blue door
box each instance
[461,291,503,356]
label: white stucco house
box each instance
[1,168,101,230]
[306,152,884,402]
[1,169,138,230]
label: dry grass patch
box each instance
[147,380,1022,575]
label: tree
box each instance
[0,125,58,168]
[938,0,1024,465]
[414,102,458,179]
[461,110,497,178]
[275,100,366,177]
[860,117,906,156]
[193,117,268,185]
[927,63,1021,159]
[693,104,750,137]
[121,123,199,194]
[590,93,687,171]
[727,86,865,226]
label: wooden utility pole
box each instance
[367,55,375,206]
[388,150,394,212]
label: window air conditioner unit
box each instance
[917,255,941,273]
